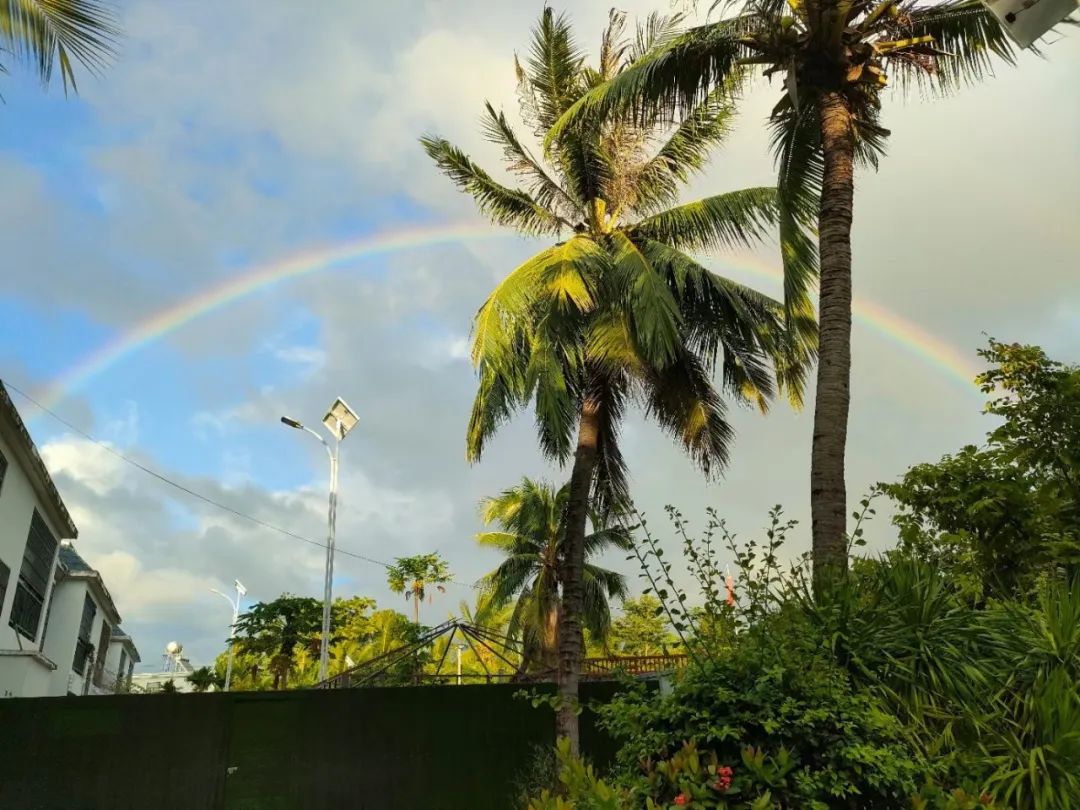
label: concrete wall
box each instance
[0,431,65,697]
[0,651,56,698]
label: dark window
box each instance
[72,595,96,675]
[0,558,9,617]
[118,649,128,680]
[0,448,7,494]
[93,622,112,685]
[8,511,58,639]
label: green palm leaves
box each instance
[1,0,118,92]
[424,9,814,507]
[476,478,631,667]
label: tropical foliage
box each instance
[546,0,1037,581]
[525,341,1080,809]
[477,478,632,672]
[423,6,815,750]
[0,0,118,92]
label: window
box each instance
[0,558,10,617]
[0,448,7,495]
[118,649,128,681]
[8,511,58,640]
[72,595,96,675]
[93,622,112,685]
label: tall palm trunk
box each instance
[556,398,601,755]
[811,90,856,585]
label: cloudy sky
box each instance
[1,0,1076,671]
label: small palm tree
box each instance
[1,0,118,92]
[423,8,814,751]
[387,553,453,624]
[548,1,1056,582]
[477,478,632,673]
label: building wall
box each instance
[39,578,94,697]
[0,651,56,698]
[104,638,136,692]
[0,432,65,697]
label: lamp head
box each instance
[280,416,303,430]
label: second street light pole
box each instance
[281,398,359,684]
[211,579,246,692]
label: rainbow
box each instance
[38,223,981,410]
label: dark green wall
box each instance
[0,682,623,810]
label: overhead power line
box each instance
[2,379,478,591]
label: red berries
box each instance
[713,764,734,791]
[674,794,688,806]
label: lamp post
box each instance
[456,643,467,685]
[211,579,246,691]
[281,398,359,684]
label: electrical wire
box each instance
[2,378,479,591]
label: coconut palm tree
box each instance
[477,478,632,674]
[422,9,815,751]
[546,1,1050,583]
[1,0,118,92]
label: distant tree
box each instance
[387,554,453,624]
[477,478,631,672]
[1,0,118,93]
[233,595,322,689]
[159,678,178,694]
[610,595,674,656]
[188,666,222,693]
[883,340,1080,601]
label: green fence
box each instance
[0,682,624,810]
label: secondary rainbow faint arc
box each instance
[39,223,981,409]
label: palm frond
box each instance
[900,0,1015,92]
[642,349,734,477]
[769,99,824,318]
[0,0,118,92]
[481,101,580,215]
[523,7,586,136]
[590,370,632,516]
[634,85,738,214]
[420,136,568,236]
[630,187,779,254]
[467,363,525,463]
[546,21,747,152]
[608,231,683,370]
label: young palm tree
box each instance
[1,0,118,92]
[477,478,631,673]
[547,1,1045,582]
[423,9,815,751]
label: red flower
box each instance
[674,794,688,806]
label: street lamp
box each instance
[281,397,359,684]
[211,579,246,692]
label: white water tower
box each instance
[161,641,185,673]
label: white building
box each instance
[0,384,79,698]
[40,543,141,695]
[130,642,198,693]
[0,384,139,698]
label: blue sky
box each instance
[1,0,1077,670]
